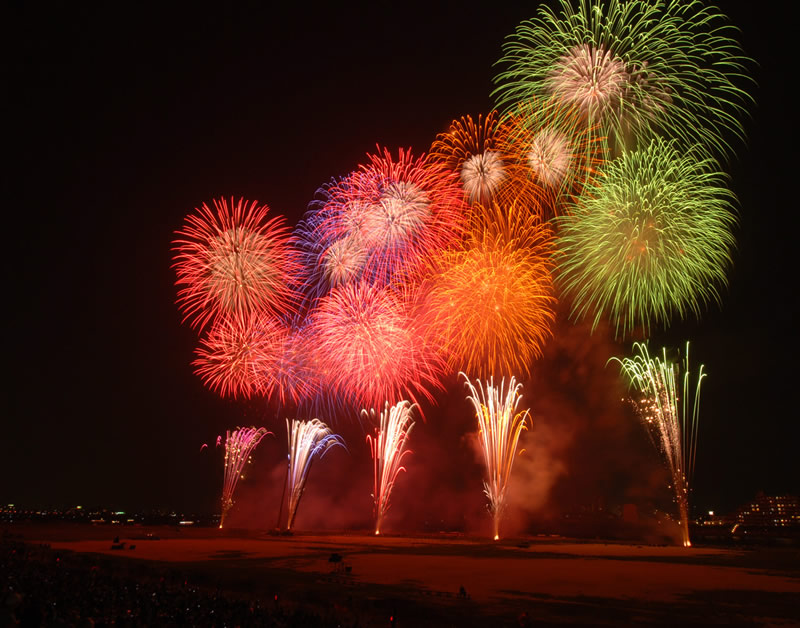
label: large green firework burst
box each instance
[555,137,737,337]
[493,0,753,158]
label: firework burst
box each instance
[499,99,601,214]
[419,201,556,379]
[555,138,737,337]
[429,112,510,207]
[294,195,370,304]
[462,374,531,540]
[493,0,753,157]
[364,401,416,535]
[173,198,300,330]
[219,426,271,528]
[309,281,444,412]
[284,418,345,531]
[193,314,284,400]
[611,342,704,547]
[300,148,467,291]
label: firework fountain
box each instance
[364,401,416,535]
[611,342,704,547]
[284,418,345,532]
[220,426,271,528]
[462,373,531,540]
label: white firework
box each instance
[321,236,367,287]
[285,418,345,531]
[460,150,507,205]
[527,129,571,187]
[360,181,430,249]
[548,43,629,120]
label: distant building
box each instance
[735,493,800,529]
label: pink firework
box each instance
[173,198,301,330]
[308,281,444,412]
[193,314,284,400]
[271,318,324,410]
[309,148,467,288]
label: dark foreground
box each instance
[2,524,799,627]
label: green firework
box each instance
[610,341,704,547]
[492,0,753,158]
[555,137,737,337]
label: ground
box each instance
[12,524,800,626]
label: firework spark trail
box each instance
[611,342,704,547]
[462,373,531,540]
[220,426,271,528]
[555,138,737,338]
[492,0,753,158]
[285,418,345,531]
[364,401,416,535]
[172,198,301,330]
[419,200,555,379]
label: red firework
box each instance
[308,281,444,413]
[193,314,284,399]
[172,198,300,330]
[272,321,324,409]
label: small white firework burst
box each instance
[527,129,571,187]
[360,181,430,249]
[321,236,367,286]
[340,200,371,237]
[548,43,628,119]
[460,150,507,205]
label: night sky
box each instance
[5,3,796,526]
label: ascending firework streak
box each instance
[462,373,531,540]
[364,401,416,535]
[220,426,271,529]
[284,419,345,531]
[611,342,704,547]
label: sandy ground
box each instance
[16,525,800,626]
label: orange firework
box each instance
[429,111,516,208]
[429,110,554,217]
[499,98,602,216]
[418,200,556,379]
